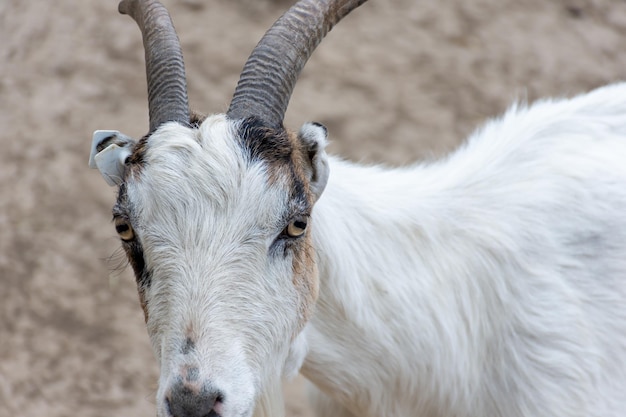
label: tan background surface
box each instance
[2,0,626,416]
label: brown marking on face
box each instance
[123,240,150,323]
[236,117,295,184]
[237,117,321,331]
[126,246,151,323]
[125,134,150,178]
[114,185,151,322]
[291,232,320,331]
[287,130,321,329]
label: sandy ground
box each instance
[2,0,626,416]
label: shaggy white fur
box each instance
[303,83,626,417]
[92,83,626,417]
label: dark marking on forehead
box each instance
[127,134,150,169]
[237,117,316,228]
[236,116,293,164]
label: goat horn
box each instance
[119,0,190,133]
[227,0,368,128]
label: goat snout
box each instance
[165,378,224,417]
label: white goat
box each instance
[89,1,626,417]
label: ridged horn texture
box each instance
[227,0,368,128]
[119,0,190,133]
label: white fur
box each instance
[102,83,626,417]
[304,83,626,417]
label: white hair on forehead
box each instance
[128,115,291,231]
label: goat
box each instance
[89,0,626,416]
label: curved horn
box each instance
[227,0,367,128]
[119,0,190,133]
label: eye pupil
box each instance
[286,218,307,238]
[114,218,135,241]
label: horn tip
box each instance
[118,0,131,16]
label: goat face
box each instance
[93,0,364,414]
[99,115,328,416]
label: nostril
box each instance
[212,394,224,416]
[165,381,224,417]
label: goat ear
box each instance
[89,130,136,186]
[298,122,329,201]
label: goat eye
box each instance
[114,217,135,241]
[286,219,307,238]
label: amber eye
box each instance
[286,219,307,238]
[114,217,135,241]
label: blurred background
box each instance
[1,0,626,415]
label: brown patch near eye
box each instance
[289,133,316,194]
[236,117,319,199]
[236,117,320,329]
[280,129,321,328]
[291,231,319,330]
[122,241,151,323]
[115,189,151,323]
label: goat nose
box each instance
[166,380,224,417]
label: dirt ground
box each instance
[2,0,626,416]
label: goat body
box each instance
[301,83,626,416]
[91,1,626,416]
[92,82,626,417]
